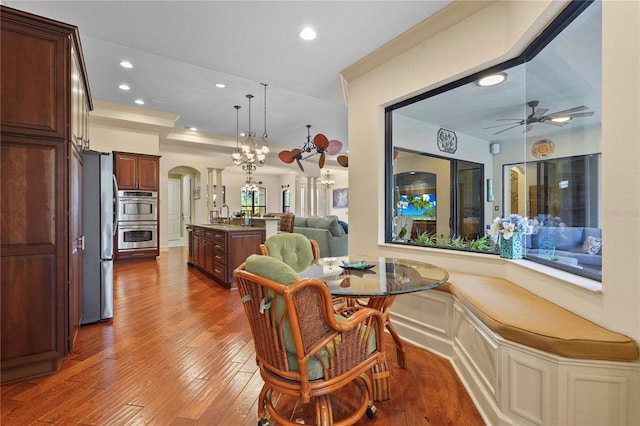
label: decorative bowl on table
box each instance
[339,260,375,270]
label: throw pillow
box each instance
[338,220,348,234]
[582,236,602,255]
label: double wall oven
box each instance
[117,190,158,254]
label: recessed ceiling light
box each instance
[187,127,198,131]
[215,83,226,89]
[551,116,572,123]
[476,72,507,87]
[118,84,130,91]
[299,27,316,41]
[134,99,145,105]
[120,60,133,69]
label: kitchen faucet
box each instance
[221,204,230,224]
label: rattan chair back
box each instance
[234,258,386,425]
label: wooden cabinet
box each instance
[114,151,160,191]
[188,225,265,289]
[1,6,92,383]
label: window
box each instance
[385,1,601,280]
[241,186,266,217]
[282,189,290,213]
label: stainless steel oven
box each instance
[117,221,158,250]
[117,190,157,221]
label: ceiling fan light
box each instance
[551,116,572,123]
[477,72,507,87]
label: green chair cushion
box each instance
[244,254,376,380]
[246,253,300,285]
[263,233,315,273]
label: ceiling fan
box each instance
[484,100,595,135]
[278,125,348,171]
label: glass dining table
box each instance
[299,256,449,400]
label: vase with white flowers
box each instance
[488,214,533,259]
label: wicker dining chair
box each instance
[259,232,320,273]
[279,212,295,233]
[234,254,386,426]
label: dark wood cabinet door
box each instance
[113,152,159,191]
[138,156,159,191]
[68,145,83,352]
[1,137,66,382]
[114,153,138,190]
[226,231,265,284]
[0,16,67,139]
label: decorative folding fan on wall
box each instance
[278,125,348,171]
[484,100,595,135]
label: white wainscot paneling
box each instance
[562,364,638,426]
[503,348,556,425]
[390,290,453,357]
[454,302,499,401]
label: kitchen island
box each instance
[187,224,266,289]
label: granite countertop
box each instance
[187,223,263,232]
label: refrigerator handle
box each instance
[113,174,120,236]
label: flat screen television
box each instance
[397,193,436,220]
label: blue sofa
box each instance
[292,216,348,258]
[525,226,602,268]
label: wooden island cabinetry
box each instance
[187,225,265,289]
[0,6,92,383]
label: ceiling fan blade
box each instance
[565,111,595,118]
[313,133,329,149]
[326,139,343,155]
[483,121,524,130]
[291,148,302,159]
[318,152,326,169]
[337,155,349,167]
[296,158,304,172]
[546,105,589,117]
[493,123,524,135]
[532,108,548,118]
[278,150,295,163]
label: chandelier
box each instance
[319,170,335,189]
[243,175,262,193]
[231,83,270,172]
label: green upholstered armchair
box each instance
[259,232,320,273]
[234,254,385,425]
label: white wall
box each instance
[343,0,639,342]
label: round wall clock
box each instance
[532,139,555,158]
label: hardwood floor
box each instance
[1,247,484,425]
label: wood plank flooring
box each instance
[1,247,484,425]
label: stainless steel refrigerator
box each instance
[82,150,117,324]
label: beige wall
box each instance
[343,0,639,341]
